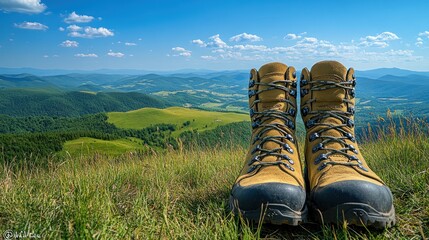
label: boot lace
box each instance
[302,79,368,172]
[247,78,297,173]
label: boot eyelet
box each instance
[318,162,328,171]
[300,79,308,87]
[249,80,255,88]
[251,144,261,154]
[349,89,355,98]
[285,133,294,143]
[309,132,319,142]
[252,121,260,129]
[287,120,295,130]
[314,153,328,164]
[347,107,355,114]
[306,119,315,128]
[289,89,297,98]
[249,108,255,117]
[291,82,297,88]
[344,132,356,142]
[348,155,358,161]
[292,71,297,79]
[248,90,257,98]
[346,119,355,128]
[288,108,296,117]
[301,107,309,116]
[281,154,291,161]
[252,155,260,162]
[358,164,368,172]
[312,143,324,153]
[300,88,309,97]
[283,143,293,153]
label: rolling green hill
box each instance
[107,107,249,135]
[0,89,169,116]
[61,137,147,156]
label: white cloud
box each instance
[364,32,399,41]
[125,42,137,46]
[68,26,114,38]
[60,40,78,48]
[171,47,192,57]
[284,33,302,40]
[418,31,429,38]
[360,32,399,48]
[201,55,216,60]
[233,44,269,51]
[207,34,229,48]
[43,55,48,58]
[14,21,48,30]
[67,24,81,32]
[172,47,186,52]
[107,50,125,58]
[229,33,262,42]
[300,37,318,44]
[192,39,206,47]
[64,11,94,24]
[180,52,191,57]
[75,53,98,58]
[0,0,46,14]
[58,27,65,31]
[190,32,421,64]
[416,37,424,47]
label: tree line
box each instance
[0,113,177,165]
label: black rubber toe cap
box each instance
[311,180,394,213]
[231,182,306,212]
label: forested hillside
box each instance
[0,89,169,116]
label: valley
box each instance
[1,68,429,158]
[1,68,428,239]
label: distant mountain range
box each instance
[0,68,428,120]
[1,66,428,77]
[0,67,246,76]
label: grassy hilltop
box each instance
[107,106,249,136]
[0,118,428,239]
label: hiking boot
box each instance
[300,60,395,228]
[229,62,307,225]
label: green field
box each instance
[1,120,428,239]
[61,137,146,157]
[107,106,249,136]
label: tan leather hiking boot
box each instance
[229,62,307,225]
[300,60,395,228]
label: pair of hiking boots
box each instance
[229,60,396,228]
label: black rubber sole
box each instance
[229,195,307,225]
[310,202,396,229]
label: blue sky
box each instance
[1,0,429,71]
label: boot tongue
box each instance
[310,60,348,113]
[311,61,350,161]
[256,63,291,159]
[257,62,288,112]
